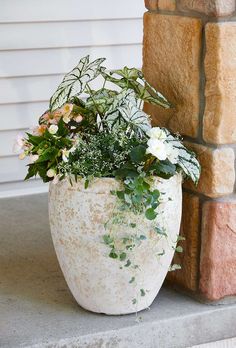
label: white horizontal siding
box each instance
[1,0,144,22]
[0,156,28,182]
[0,45,142,78]
[0,0,145,195]
[0,102,48,130]
[0,19,142,50]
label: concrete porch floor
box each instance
[0,193,236,348]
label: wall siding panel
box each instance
[0,0,144,196]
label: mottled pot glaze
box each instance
[49,174,182,315]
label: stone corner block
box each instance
[183,143,235,198]
[200,201,236,300]
[143,13,202,137]
[204,22,236,144]
[158,0,176,11]
[167,192,200,291]
[178,0,235,17]
[145,0,158,11]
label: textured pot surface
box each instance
[49,174,182,315]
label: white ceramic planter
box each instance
[49,174,182,315]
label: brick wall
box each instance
[143,0,236,301]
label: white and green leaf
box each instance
[49,55,106,111]
[164,130,201,184]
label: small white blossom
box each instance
[13,133,25,153]
[75,115,83,123]
[147,127,167,141]
[47,168,56,178]
[29,154,39,163]
[48,125,58,134]
[146,138,167,161]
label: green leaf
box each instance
[139,235,147,240]
[57,117,69,137]
[103,234,114,245]
[145,208,157,220]
[150,160,176,179]
[175,246,183,253]
[114,164,138,179]
[129,277,135,284]
[129,145,146,163]
[132,298,137,305]
[158,249,165,256]
[37,147,58,163]
[49,55,106,111]
[140,289,146,297]
[119,252,127,261]
[109,250,118,259]
[24,164,38,180]
[26,133,44,146]
[84,178,89,189]
[124,259,131,267]
[154,227,167,237]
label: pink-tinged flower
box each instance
[33,125,47,136]
[29,154,39,163]
[13,133,25,153]
[18,152,26,160]
[47,168,56,178]
[41,112,50,122]
[42,111,62,125]
[60,103,73,124]
[48,125,58,134]
[75,115,83,123]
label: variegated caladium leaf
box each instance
[85,88,118,115]
[104,89,151,136]
[49,55,106,111]
[163,129,201,184]
[117,101,151,136]
[102,68,171,109]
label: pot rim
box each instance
[49,173,182,194]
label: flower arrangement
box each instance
[15,56,200,304]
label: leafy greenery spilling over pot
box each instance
[15,56,200,300]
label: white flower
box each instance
[147,127,167,141]
[47,168,56,178]
[166,143,179,164]
[63,115,71,124]
[48,125,58,134]
[146,138,167,161]
[13,133,25,153]
[29,154,39,164]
